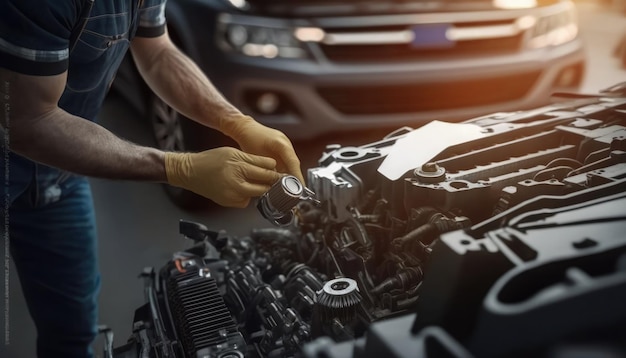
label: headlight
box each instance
[217,15,307,59]
[493,0,537,10]
[225,0,248,10]
[527,4,578,49]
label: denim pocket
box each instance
[67,12,132,92]
[74,12,130,61]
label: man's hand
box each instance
[164,147,282,208]
[220,115,305,184]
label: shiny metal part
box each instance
[307,128,411,222]
[258,175,320,226]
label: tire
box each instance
[148,92,233,211]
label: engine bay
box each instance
[112,83,626,358]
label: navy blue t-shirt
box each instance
[0,0,167,120]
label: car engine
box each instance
[112,83,626,358]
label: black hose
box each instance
[391,224,438,252]
[391,215,471,252]
[407,207,439,230]
[370,267,423,296]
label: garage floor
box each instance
[1,2,625,357]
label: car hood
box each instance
[239,0,562,17]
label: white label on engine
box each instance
[377,120,487,181]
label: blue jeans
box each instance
[6,154,99,358]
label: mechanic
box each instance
[0,0,304,357]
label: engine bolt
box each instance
[421,162,438,173]
[414,162,446,183]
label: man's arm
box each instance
[130,32,305,184]
[130,32,240,131]
[0,68,167,181]
[0,67,281,207]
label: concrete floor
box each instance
[1,2,625,357]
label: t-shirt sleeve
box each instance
[0,0,78,76]
[136,0,167,38]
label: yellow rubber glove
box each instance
[165,147,282,208]
[220,115,305,185]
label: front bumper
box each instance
[208,36,585,140]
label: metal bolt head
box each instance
[414,162,446,183]
[421,162,438,173]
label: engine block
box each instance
[113,83,626,358]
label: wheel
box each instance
[151,92,186,152]
[148,92,233,211]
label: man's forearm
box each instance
[129,35,304,184]
[8,107,166,181]
[132,41,241,132]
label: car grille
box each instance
[317,71,542,115]
[319,34,523,62]
[318,21,524,63]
